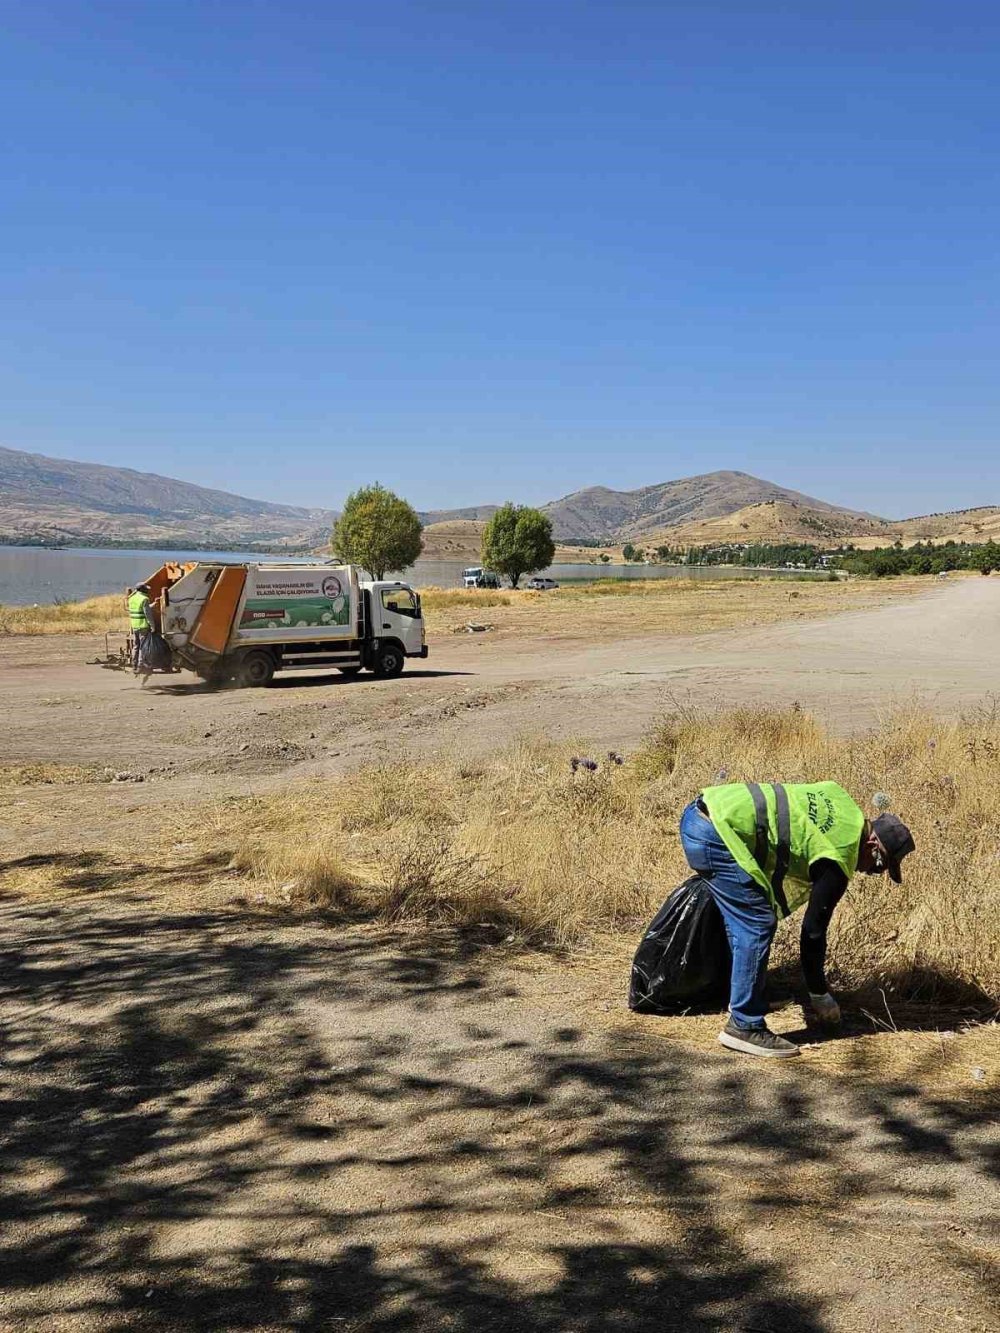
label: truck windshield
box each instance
[381,588,419,617]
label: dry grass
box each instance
[210,704,1000,1006]
[0,593,127,636]
[418,587,514,612]
[2,573,922,642]
[418,575,928,640]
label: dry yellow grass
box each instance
[211,704,1000,1006]
[418,587,514,612]
[2,574,921,642]
[419,575,926,640]
[0,593,127,636]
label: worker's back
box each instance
[700,781,865,913]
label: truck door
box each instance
[375,586,424,657]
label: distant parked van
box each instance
[462,567,503,589]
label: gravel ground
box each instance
[0,893,996,1333]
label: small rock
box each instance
[239,743,250,752]
[972,1067,986,1082]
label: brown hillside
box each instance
[419,520,618,564]
[647,500,895,548]
[541,471,880,541]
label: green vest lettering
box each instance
[128,591,151,630]
[700,781,865,916]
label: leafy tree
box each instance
[480,502,555,588]
[331,483,423,580]
[622,543,637,562]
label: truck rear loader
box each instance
[136,561,427,687]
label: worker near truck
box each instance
[128,583,156,673]
[679,781,915,1058]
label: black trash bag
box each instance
[140,631,173,672]
[628,875,732,1015]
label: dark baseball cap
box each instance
[872,814,915,883]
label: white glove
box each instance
[809,992,842,1025]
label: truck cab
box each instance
[367,580,425,676]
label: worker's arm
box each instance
[143,600,156,630]
[800,860,849,997]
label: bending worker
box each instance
[127,583,156,673]
[680,781,914,1059]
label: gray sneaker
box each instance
[718,1019,800,1058]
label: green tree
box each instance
[480,502,556,588]
[622,542,637,562]
[331,483,423,580]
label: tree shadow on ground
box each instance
[0,890,996,1332]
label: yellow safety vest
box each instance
[700,781,865,916]
[128,591,151,631]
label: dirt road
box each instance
[2,577,998,854]
[0,893,996,1333]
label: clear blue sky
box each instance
[2,2,998,517]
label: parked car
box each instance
[526,576,559,590]
[462,567,503,589]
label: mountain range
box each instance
[2,443,997,553]
[0,444,336,549]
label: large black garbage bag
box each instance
[628,875,732,1014]
[140,631,173,671]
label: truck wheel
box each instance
[372,644,404,678]
[236,651,275,688]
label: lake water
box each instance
[0,545,828,606]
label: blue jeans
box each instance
[131,629,149,671]
[679,801,777,1030]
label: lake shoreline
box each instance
[0,544,831,607]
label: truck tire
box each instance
[371,643,404,678]
[235,650,276,688]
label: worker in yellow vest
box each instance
[127,583,155,673]
[680,781,915,1058]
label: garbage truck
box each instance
[135,561,427,686]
